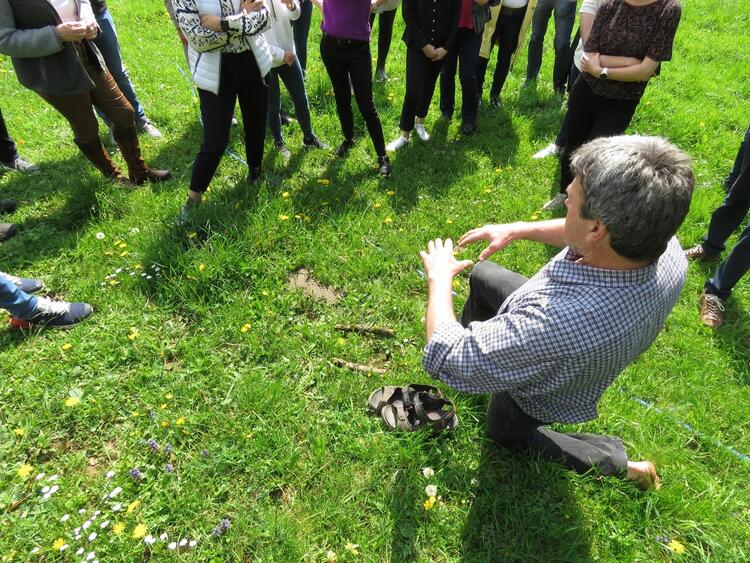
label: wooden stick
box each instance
[331,357,387,374]
[335,324,395,338]
[7,493,31,513]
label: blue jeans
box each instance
[267,60,315,144]
[526,0,577,91]
[93,8,146,125]
[704,124,750,300]
[292,0,313,74]
[439,28,482,124]
[0,274,37,320]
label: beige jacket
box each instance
[479,0,538,69]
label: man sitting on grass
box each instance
[420,135,694,489]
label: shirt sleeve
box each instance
[583,1,612,53]
[645,2,681,62]
[579,0,600,16]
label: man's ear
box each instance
[588,218,608,243]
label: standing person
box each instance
[265,0,326,160]
[317,0,392,177]
[0,106,38,173]
[386,0,460,151]
[291,0,312,73]
[544,0,682,211]
[684,124,750,329]
[370,0,401,82]
[172,0,272,221]
[90,0,162,142]
[525,0,577,93]
[0,0,170,186]
[439,0,499,136]
[532,0,601,159]
[475,0,533,107]
[420,135,694,490]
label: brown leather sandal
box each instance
[380,393,458,432]
[367,384,442,416]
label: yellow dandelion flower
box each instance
[667,540,686,555]
[64,396,81,407]
[188,232,198,239]
[175,417,186,426]
[118,242,127,249]
[235,202,241,210]
[241,323,252,333]
[452,279,460,289]
[161,420,169,428]
[131,411,140,417]
[13,428,24,436]
[337,337,345,345]
[372,202,381,209]
[386,190,396,196]
[165,393,173,400]
[423,496,437,510]
[278,214,290,221]
[446,219,453,224]
[344,542,359,555]
[326,550,337,562]
[62,343,72,351]
[261,290,270,297]
[17,464,33,478]
[134,263,142,270]
[126,500,140,514]
[494,167,502,173]
[282,191,290,198]
[108,279,118,286]
[318,179,330,186]
[198,264,206,272]
[120,251,129,257]
[52,538,66,551]
[112,522,125,535]
[383,217,393,224]
[128,328,139,341]
[132,523,147,539]
[483,188,492,194]
[531,214,539,220]
[104,251,113,256]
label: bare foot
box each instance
[626,460,661,491]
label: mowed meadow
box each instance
[1,0,749,560]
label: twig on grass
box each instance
[331,357,387,375]
[335,324,395,338]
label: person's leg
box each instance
[489,10,526,100]
[267,69,284,145]
[292,0,313,74]
[279,60,315,140]
[458,31,482,128]
[486,392,543,447]
[320,36,355,142]
[724,126,749,191]
[528,428,629,477]
[526,0,554,82]
[349,41,387,157]
[439,33,460,119]
[554,66,581,148]
[475,55,491,102]
[0,106,18,163]
[416,58,444,121]
[398,48,425,134]
[375,8,397,74]
[459,261,528,326]
[559,79,598,193]
[235,53,267,174]
[551,0,577,92]
[0,273,38,320]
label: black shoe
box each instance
[20,297,93,329]
[0,271,45,294]
[0,223,17,242]
[336,139,356,158]
[280,113,293,126]
[374,68,388,82]
[303,135,328,150]
[0,200,17,214]
[0,155,39,173]
[440,111,453,121]
[489,97,501,108]
[275,141,291,161]
[248,167,262,184]
[461,121,476,135]
[378,155,392,178]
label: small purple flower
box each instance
[164,443,173,455]
[129,468,143,481]
[147,439,159,452]
[220,518,231,532]
[148,411,156,420]
[164,463,174,473]
[212,517,231,537]
[211,527,222,538]
[200,449,209,458]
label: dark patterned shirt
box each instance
[583,0,681,100]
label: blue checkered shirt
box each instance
[423,238,687,423]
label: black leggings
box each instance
[369,8,397,72]
[320,34,386,157]
[191,52,267,193]
[399,48,444,132]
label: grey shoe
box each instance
[0,271,45,294]
[0,155,39,173]
[137,118,163,139]
[176,202,197,226]
[0,223,18,242]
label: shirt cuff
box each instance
[422,320,466,380]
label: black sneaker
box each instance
[336,139,356,158]
[248,167,262,184]
[275,141,291,161]
[378,155,392,178]
[303,135,328,150]
[0,200,17,214]
[1,271,45,294]
[20,297,93,329]
[0,223,17,242]
[374,68,388,82]
[489,97,501,108]
[461,121,477,135]
[280,112,293,126]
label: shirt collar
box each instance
[546,247,658,287]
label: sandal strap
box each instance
[390,401,420,431]
[413,393,456,430]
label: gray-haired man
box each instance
[419,135,694,489]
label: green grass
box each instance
[1,0,750,560]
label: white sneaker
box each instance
[137,119,163,139]
[542,192,568,211]
[532,143,562,159]
[414,124,430,142]
[386,135,409,152]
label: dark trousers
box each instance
[191,52,267,193]
[399,48,444,132]
[460,261,629,477]
[704,124,750,300]
[369,8,397,72]
[39,43,135,145]
[267,59,314,144]
[476,7,527,101]
[292,0,313,73]
[319,34,386,157]
[440,27,482,124]
[526,0,577,92]
[553,65,581,147]
[0,106,18,163]
[724,125,748,190]
[559,78,638,193]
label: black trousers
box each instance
[559,78,639,193]
[369,8,397,72]
[0,106,18,163]
[399,48,444,132]
[191,52,267,193]
[554,65,581,147]
[476,7,527,101]
[439,27,482,124]
[320,34,386,157]
[460,260,629,477]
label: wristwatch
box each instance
[599,67,609,80]
[220,18,230,33]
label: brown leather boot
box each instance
[112,126,171,185]
[74,138,132,186]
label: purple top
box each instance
[321,0,371,42]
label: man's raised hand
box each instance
[420,238,473,285]
[458,223,521,262]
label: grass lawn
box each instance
[1,0,750,560]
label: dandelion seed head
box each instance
[422,467,435,478]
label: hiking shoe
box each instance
[533,143,562,159]
[415,123,430,142]
[543,192,567,211]
[137,118,163,139]
[684,244,719,262]
[700,292,725,329]
[303,135,328,150]
[378,155,392,178]
[336,139,356,158]
[386,135,409,152]
[1,155,39,173]
[0,223,18,242]
[0,271,45,294]
[275,141,291,161]
[0,200,17,214]
[18,297,93,329]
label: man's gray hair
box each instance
[570,135,694,262]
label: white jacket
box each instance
[264,0,300,69]
[172,0,273,94]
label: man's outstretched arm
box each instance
[458,218,567,262]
